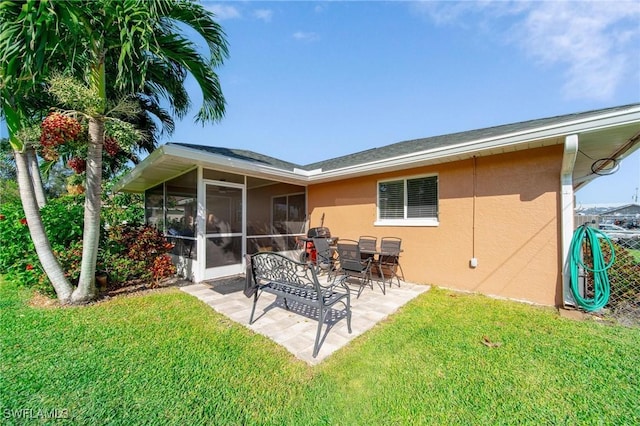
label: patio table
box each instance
[359,247,403,288]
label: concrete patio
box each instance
[181,276,430,365]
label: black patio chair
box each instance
[312,237,338,280]
[358,235,384,287]
[358,236,377,261]
[337,239,373,298]
[379,237,404,287]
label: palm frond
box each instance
[136,93,176,139]
[144,56,191,119]
[2,0,229,152]
[164,0,229,64]
[151,33,226,123]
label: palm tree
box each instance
[0,1,83,302]
[0,0,228,304]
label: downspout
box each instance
[196,166,205,282]
[561,134,579,307]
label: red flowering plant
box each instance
[0,203,42,288]
[102,224,175,285]
[151,254,177,287]
[0,196,87,294]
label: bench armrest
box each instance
[325,274,350,294]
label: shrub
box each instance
[53,240,84,284]
[151,254,177,286]
[101,171,144,228]
[101,191,144,228]
[103,224,175,285]
[100,255,147,284]
[0,202,41,287]
[0,197,86,293]
[1,196,174,292]
[0,179,20,205]
[41,195,85,249]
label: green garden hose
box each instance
[569,225,614,312]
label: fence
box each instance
[575,233,640,327]
[605,238,640,327]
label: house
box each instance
[600,203,640,228]
[115,103,640,307]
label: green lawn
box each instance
[627,248,640,264]
[1,278,638,425]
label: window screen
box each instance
[379,180,404,219]
[379,176,438,220]
[407,176,438,218]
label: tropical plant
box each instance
[0,196,84,293]
[102,169,144,228]
[0,0,228,304]
[0,202,42,288]
[0,196,171,290]
[0,179,20,205]
[0,0,86,302]
[101,224,175,284]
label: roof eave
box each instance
[114,144,313,192]
[306,106,640,183]
[116,105,640,192]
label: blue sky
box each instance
[2,1,639,204]
[180,1,640,205]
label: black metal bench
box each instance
[249,252,352,358]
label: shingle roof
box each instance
[173,103,640,173]
[173,143,303,171]
[305,103,640,172]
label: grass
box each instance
[627,248,640,264]
[1,278,638,425]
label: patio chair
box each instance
[312,237,338,280]
[379,237,404,287]
[358,236,377,262]
[337,239,373,298]
[358,235,383,283]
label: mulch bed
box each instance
[28,276,190,308]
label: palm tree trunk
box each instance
[14,149,73,303]
[72,117,104,303]
[27,147,47,208]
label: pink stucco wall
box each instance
[308,145,564,306]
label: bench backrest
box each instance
[251,252,319,290]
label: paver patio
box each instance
[181,276,430,365]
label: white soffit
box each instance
[310,106,640,183]
[116,106,640,192]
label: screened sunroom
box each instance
[116,144,309,282]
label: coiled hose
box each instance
[569,224,614,312]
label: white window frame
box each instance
[271,192,306,227]
[375,174,439,227]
